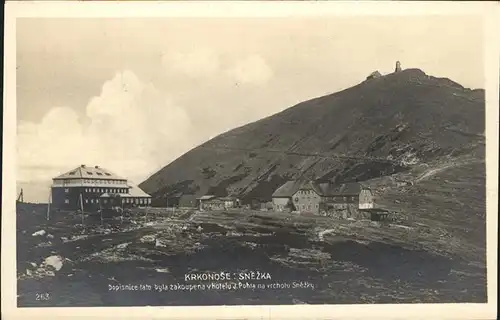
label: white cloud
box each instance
[161,48,273,86]
[226,55,273,86]
[161,48,221,78]
[17,70,194,201]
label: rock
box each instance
[30,262,37,268]
[155,239,167,248]
[26,269,32,276]
[139,234,156,244]
[36,241,53,248]
[197,226,203,232]
[32,230,46,237]
[44,255,64,271]
[47,234,54,239]
[117,242,130,249]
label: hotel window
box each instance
[91,199,94,203]
[64,188,69,193]
[96,199,99,203]
[64,199,69,204]
[103,199,108,204]
[85,199,88,203]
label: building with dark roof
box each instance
[51,164,152,211]
[271,179,363,214]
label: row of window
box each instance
[54,179,127,186]
[82,179,126,185]
[297,190,316,195]
[68,171,112,177]
[325,196,357,202]
[300,204,319,211]
[83,179,127,184]
[63,188,128,194]
[64,198,151,205]
[84,188,128,194]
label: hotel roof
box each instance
[53,165,126,181]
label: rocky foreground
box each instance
[17,203,486,307]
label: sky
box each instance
[16,16,484,202]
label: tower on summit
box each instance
[395,61,402,73]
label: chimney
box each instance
[81,164,86,168]
[95,165,99,169]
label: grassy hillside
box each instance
[140,68,485,206]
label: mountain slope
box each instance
[139,69,485,204]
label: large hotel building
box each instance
[51,164,152,211]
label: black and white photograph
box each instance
[2,1,499,319]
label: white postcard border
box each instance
[2,1,499,319]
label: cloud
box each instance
[225,55,273,86]
[17,70,194,201]
[161,48,221,78]
[161,48,273,86]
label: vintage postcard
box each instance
[2,1,499,319]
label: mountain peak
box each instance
[140,70,484,204]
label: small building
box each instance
[218,196,240,209]
[50,164,151,212]
[197,195,240,211]
[271,180,302,212]
[366,70,382,81]
[358,187,391,221]
[271,179,363,216]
